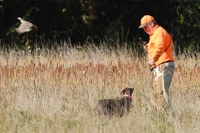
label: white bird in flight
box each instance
[15,17,37,34]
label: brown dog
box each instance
[95,87,134,117]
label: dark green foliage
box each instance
[0,0,200,53]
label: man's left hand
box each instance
[147,60,155,66]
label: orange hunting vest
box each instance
[146,25,174,67]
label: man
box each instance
[139,15,175,112]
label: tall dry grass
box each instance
[0,42,199,133]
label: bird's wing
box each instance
[21,20,33,28]
[15,23,32,34]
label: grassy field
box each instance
[0,43,199,133]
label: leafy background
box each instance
[1,0,200,54]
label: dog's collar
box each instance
[123,94,132,99]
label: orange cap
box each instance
[138,15,154,28]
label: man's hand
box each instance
[147,60,155,66]
[143,45,148,51]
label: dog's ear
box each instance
[129,88,134,96]
[120,87,126,95]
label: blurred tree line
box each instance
[0,0,200,54]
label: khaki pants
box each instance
[151,62,175,111]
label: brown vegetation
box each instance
[0,45,199,132]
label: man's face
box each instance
[143,22,153,35]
